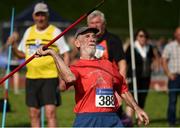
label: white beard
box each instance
[81,46,96,57]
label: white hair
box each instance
[87,10,106,24]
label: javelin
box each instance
[0,0,105,85]
[1,8,15,128]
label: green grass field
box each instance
[0,90,180,127]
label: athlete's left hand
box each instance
[135,107,149,126]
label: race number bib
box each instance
[96,88,115,107]
[94,45,104,59]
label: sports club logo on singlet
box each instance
[28,39,42,56]
[96,88,115,107]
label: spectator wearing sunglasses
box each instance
[125,28,158,125]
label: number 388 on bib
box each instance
[96,88,115,107]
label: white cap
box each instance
[33,2,49,14]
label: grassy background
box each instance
[0,89,179,127]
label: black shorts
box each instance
[26,78,60,108]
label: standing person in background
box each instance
[7,2,70,127]
[162,27,180,127]
[35,26,149,127]
[87,10,126,77]
[0,31,21,113]
[6,31,21,94]
[125,29,158,125]
[86,10,131,126]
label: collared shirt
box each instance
[162,40,180,74]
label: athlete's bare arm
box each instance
[121,91,149,126]
[36,47,76,83]
[63,52,70,66]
